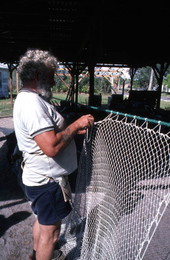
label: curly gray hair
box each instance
[17,49,58,84]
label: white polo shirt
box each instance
[13,90,77,186]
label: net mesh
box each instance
[59,114,170,260]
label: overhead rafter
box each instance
[0,0,170,68]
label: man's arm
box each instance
[34,114,94,157]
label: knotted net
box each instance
[59,114,170,260]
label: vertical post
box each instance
[88,64,95,106]
[110,77,114,95]
[7,64,13,108]
[156,69,163,110]
[117,76,120,92]
[71,73,75,103]
[65,64,75,103]
[9,75,13,107]
[122,79,125,99]
[75,64,79,106]
[153,63,169,109]
[16,70,20,94]
[129,67,137,91]
[7,63,17,107]
[66,63,86,106]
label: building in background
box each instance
[0,63,9,98]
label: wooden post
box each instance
[152,63,169,109]
[88,64,94,105]
[7,63,18,107]
[122,79,125,99]
[71,74,75,103]
[7,65,13,108]
[9,75,13,107]
[65,62,87,105]
[129,67,137,91]
[16,70,20,94]
[65,64,75,103]
[75,64,79,105]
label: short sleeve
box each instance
[23,96,54,138]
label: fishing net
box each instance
[59,114,170,260]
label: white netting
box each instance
[59,115,170,260]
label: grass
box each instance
[52,92,109,105]
[0,92,170,118]
[0,98,13,117]
[53,92,170,110]
[160,100,170,110]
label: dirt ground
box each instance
[0,117,35,260]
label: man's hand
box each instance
[75,114,94,134]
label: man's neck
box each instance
[21,82,38,93]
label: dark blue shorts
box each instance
[24,181,72,225]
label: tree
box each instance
[163,74,170,89]
[94,77,111,94]
[133,66,157,89]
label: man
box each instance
[13,49,94,260]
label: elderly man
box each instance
[13,49,94,260]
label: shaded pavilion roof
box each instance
[0,0,170,68]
